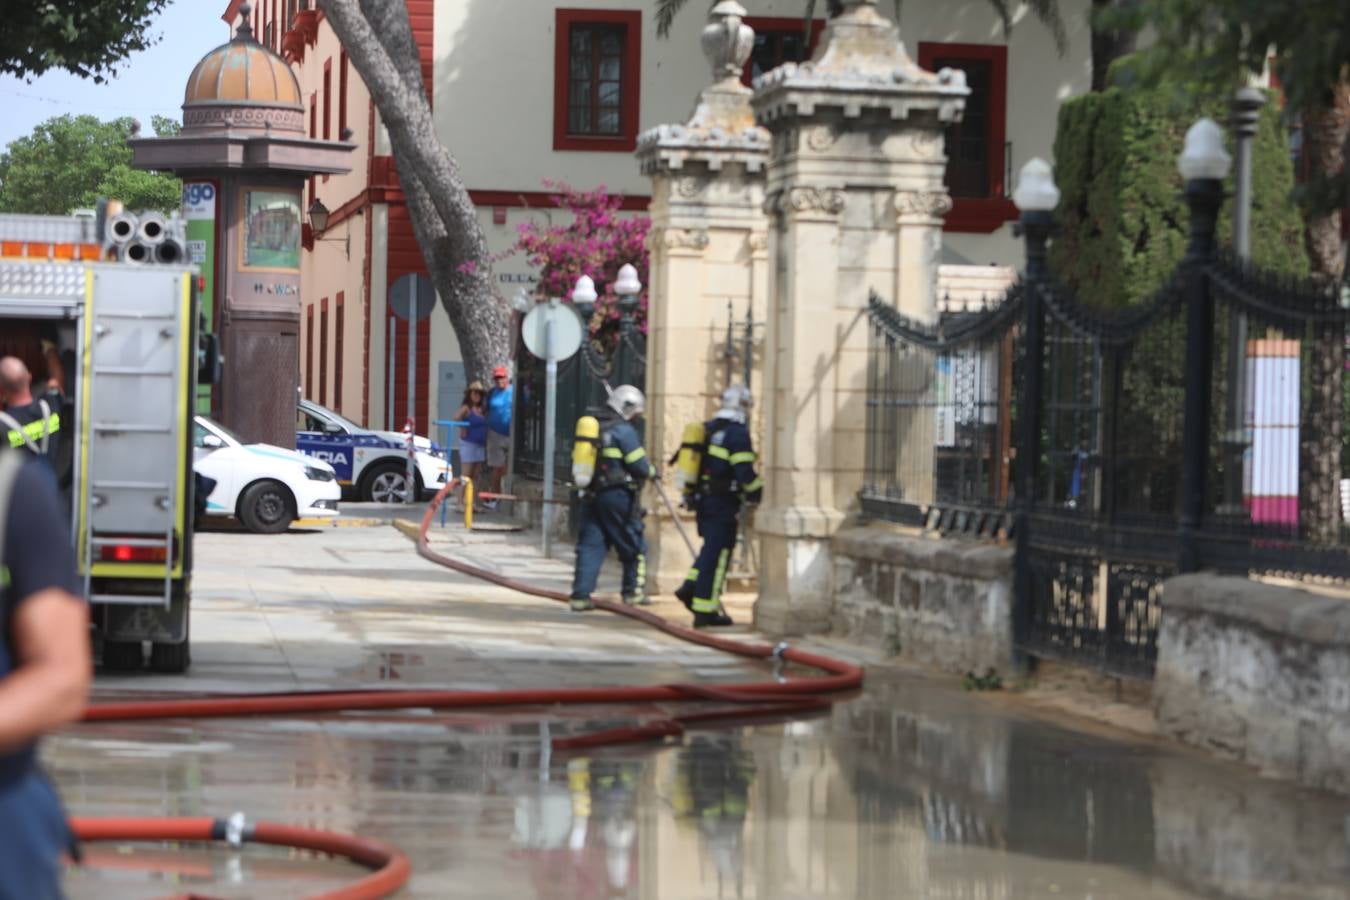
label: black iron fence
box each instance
[514,320,646,481]
[862,183,1350,679]
[861,289,1022,540]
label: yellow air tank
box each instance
[572,415,600,487]
[674,421,705,496]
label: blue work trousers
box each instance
[0,772,72,900]
[681,503,739,615]
[571,488,646,599]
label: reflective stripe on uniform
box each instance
[4,412,60,450]
[712,548,730,605]
[691,595,720,613]
[635,553,646,592]
[623,446,646,464]
[705,445,731,460]
[686,567,699,581]
[729,451,756,465]
[743,477,764,493]
[601,447,624,458]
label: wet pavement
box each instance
[48,509,1350,898]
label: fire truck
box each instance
[0,211,211,672]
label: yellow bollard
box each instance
[463,478,474,530]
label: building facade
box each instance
[225,0,1092,436]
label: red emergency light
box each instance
[97,541,171,564]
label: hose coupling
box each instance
[224,811,249,848]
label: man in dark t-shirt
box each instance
[0,354,66,476]
[0,451,91,897]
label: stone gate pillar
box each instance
[749,0,967,634]
[636,1,770,592]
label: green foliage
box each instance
[1050,86,1307,308]
[0,115,182,215]
[1105,1,1350,116]
[962,668,1003,691]
[2,0,171,82]
[151,115,183,138]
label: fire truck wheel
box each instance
[239,480,295,534]
[102,640,144,672]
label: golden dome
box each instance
[183,29,301,110]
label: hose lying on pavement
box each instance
[74,485,864,898]
[69,816,410,900]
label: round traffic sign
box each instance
[389,273,436,321]
[521,302,584,361]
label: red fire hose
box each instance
[69,816,410,900]
[74,485,864,898]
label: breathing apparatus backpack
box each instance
[671,421,705,503]
[572,415,600,488]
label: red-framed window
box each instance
[305,304,314,397]
[334,292,345,411]
[338,52,349,138]
[319,296,329,405]
[742,17,825,86]
[553,9,642,152]
[917,42,1018,234]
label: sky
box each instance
[0,0,230,149]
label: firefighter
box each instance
[569,385,651,612]
[0,352,64,466]
[674,384,762,627]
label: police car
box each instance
[296,399,451,502]
[193,416,341,533]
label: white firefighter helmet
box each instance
[716,383,752,423]
[607,384,646,420]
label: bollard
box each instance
[463,478,474,530]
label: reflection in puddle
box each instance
[49,673,1350,899]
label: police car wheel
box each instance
[363,462,418,503]
[239,480,295,534]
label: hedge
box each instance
[1050,86,1307,307]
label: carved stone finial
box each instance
[702,1,754,85]
[236,2,255,41]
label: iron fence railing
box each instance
[861,289,1022,539]
[514,320,646,482]
[861,182,1349,680]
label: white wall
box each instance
[433,0,1093,267]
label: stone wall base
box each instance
[1155,574,1350,796]
[830,525,1020,677]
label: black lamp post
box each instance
[1176,117,1231,572]
[570,264,646,387]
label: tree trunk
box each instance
[1089,0,1137,92]
[318,0,509,384]
[1297,81,1349,543]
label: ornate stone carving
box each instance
[656,228,711,251]
[701,1,754,84]
[676,176,706,199]
[747,231,769,253]
[805,124,838,152]
[787,187,846,216]
[894,190,953,221]
[635,0,769,175]
[183,105,306,134]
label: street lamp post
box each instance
[1011,157,1061,649]
[1177,117,1232,571]
[572,264,646,393]
[1218,89,1265,516]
